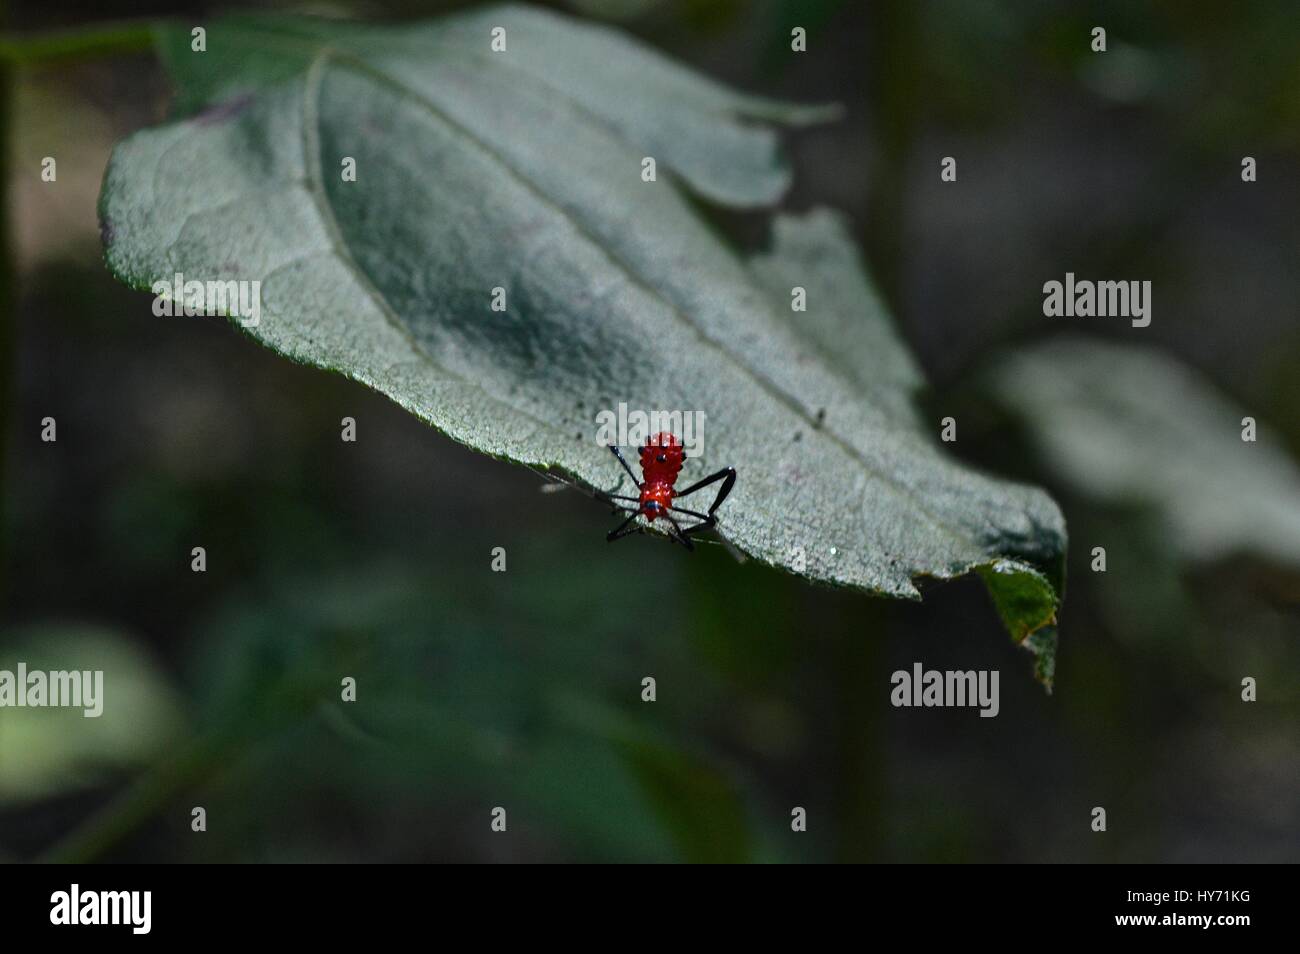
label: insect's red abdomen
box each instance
[638,432,685,521]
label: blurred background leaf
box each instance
[984,337,1300,569]
[0,624,185,802]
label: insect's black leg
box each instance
[673,466,736,517]
[600,493,640,513]
[607,510,642,542]
[662,512,695,551]
[608,445,642,489]
[669,507,717,537]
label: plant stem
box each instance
[0,21,155,66]
[835,599,885,860]
[0,4,11,606]
[865,0,922,308]
[38,667,340,862]
[0,18,159,596]
[36,732,232,864]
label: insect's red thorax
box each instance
[638,432,685,520]
[639,432,685,485]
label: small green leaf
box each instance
[100,7,1065,683]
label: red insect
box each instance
[604,432,736,551]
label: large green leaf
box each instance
[99,6,1066,683]
[986,337,1300,569]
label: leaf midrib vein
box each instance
[297,50,586,475]
[313,49,982,549]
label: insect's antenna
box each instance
[524,465,613,502]
[522,463,634,506]
[608,445,641,488]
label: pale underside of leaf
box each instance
[101,9,1066,684]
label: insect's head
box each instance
[639,483,674,520]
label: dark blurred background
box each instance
[0,0,1296,862]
